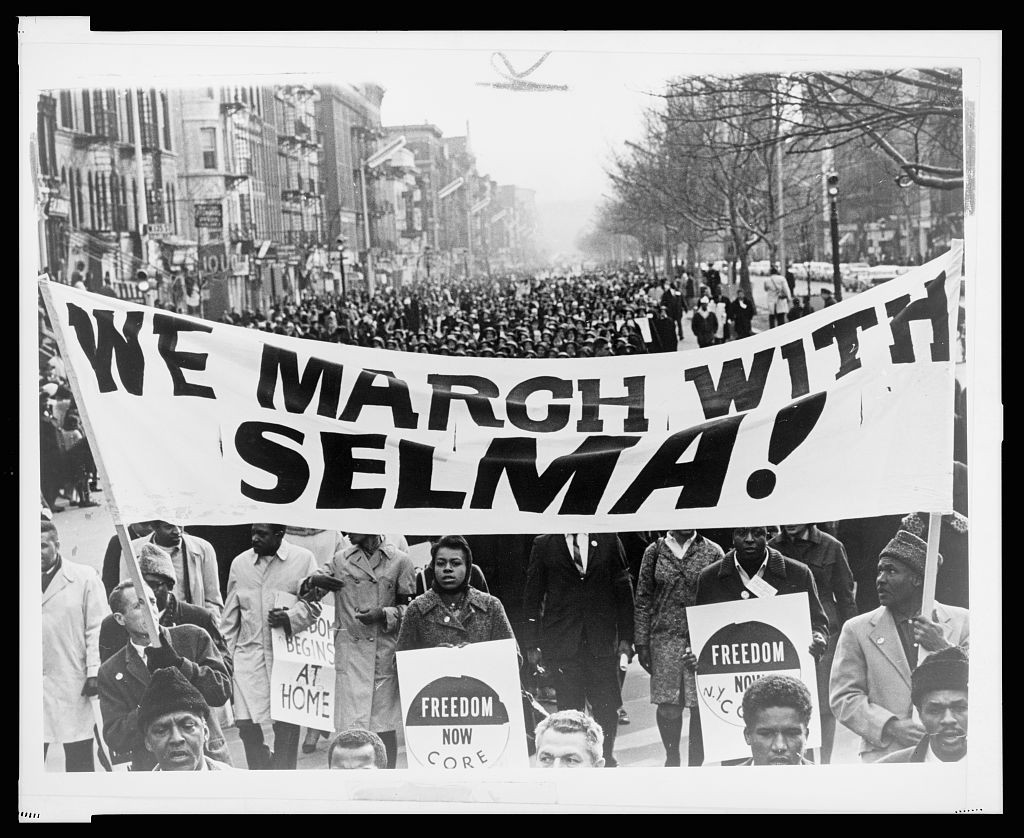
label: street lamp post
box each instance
[336,235,347,306]
[827,170,843,302]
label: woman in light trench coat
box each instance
[295,533,415,769]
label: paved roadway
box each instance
[43,276,963,770]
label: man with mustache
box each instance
[830,530,969,762]
[877,647,968,763]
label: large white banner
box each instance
[396,639,528,770]
[38,242,961,533]
[686,593,821,764]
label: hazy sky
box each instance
[20,25,995,254]
[377,49,685,206]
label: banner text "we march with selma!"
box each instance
[39,241,962,534]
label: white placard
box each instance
[686,592,821,763]
[396,638,528,769]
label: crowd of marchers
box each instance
[38,267,971,772]
[42,509,970,772]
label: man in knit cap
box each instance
[99,543,230,669]
[878,647,969,763]
[139,667,231,771]
[830,530,970,762]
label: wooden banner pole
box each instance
[37,280,162,645]
[920,512,942,619]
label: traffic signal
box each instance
[826,171,839,198]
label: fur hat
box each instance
[138,543,176,585]
[911,647,968,708]
[879,529,940,577]
[138,667,211,733]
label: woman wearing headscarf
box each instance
[396,535,519,662]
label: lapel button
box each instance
[591,540,598,547]
[740,590,750,599]
[876,637,885,644]
[115,672,123,680]
[444,616,450,623]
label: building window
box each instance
[87,172,95,229]
[200,128,217,169]
[81,90,92,134]
[75,170,84,227]
[59,91,73,128]
[121,180,129,231]
[124,91,135,143]
[161,92,172,150]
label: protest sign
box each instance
[270,592,336,729]
[396,639,528,769]
[686,593,820,763]
[37,242,961,533]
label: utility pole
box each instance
[827,170,842,302]
[776,134,786,272]
[360,163,375,297]
[130,89,150,285]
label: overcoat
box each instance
[220,539,318,723]
[97,623,232,770]
[42,559,108,743]
[829,601,969,761]
[634,535,723,706]
[397,587,519,663]
[294,543,415,732]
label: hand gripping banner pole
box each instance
[38,279,162,646]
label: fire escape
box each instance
[277,85,322,250]
[220,94,257,248]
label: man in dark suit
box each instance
[523,532,635,766]
[97,581,233,771]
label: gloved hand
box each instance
[308,573,344,592]
[617,640,634,662]
[809,631,828,661]
[267,608,292,630]
[354,607,385,625]
[144,628,184,673]
[636,645,652,674]
[81,676,99,697]
[527,648,543,669]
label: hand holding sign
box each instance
[636,645,652,673]
[809,630,828,661]
[309,573,344,592]
[267,608,291,630]
[681,647,697,672]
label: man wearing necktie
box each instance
[523,532,635,767]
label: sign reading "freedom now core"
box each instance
[396,639,528,769]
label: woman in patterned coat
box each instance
[634,530,723,766]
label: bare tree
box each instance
[663,68,963,190]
